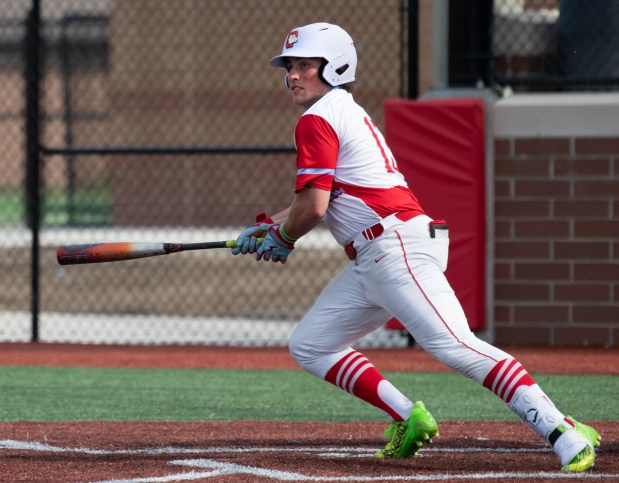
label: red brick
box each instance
[494,326,552,346]
[614,241,619,260]
[575,180,619,197]
[515,180,570,197]
[515,138,570,156]
[495,283,550,301]
[555,284,611,302]
[554,200,610,217]
[615,284,619,301]
[515,263,570,280]
[495,200,550,218]
[495,158,550,176]
[495,241,550,259]
[575,137,619,155]
[494,305,511,322]
[574,220,619,237]
[614,200,619,218]
[554,327,610,347]
[574,263,619,281]
[494,262,512,280]
[494,221,512,238]
[494,139,512,157]
[554,241,610,259]
[514,305,569,323]
[554,158,610,176]
[573,305,619,323]
[494,180,511,197]
[515,220,569,238]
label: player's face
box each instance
[285,57,332,108]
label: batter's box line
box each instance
[101,457,619,483]
[0,439,551,457]
[2,440,617,482]
[95,459,619,483]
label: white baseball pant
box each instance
[289,214,511,384]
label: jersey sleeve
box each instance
[294,114,339,192]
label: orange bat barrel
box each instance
[56,242,178,265]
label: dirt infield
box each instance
[0,344,617,482]
[1,343,618,374]
[1,420,617,482]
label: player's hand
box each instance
[232,212,272,255]
[256,223,296,263]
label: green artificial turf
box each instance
[0,366,614,422]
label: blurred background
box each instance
[1,0,618,346]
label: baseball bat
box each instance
[56,240,246,265]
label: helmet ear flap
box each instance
[284,61,327,88]
[317,60,328,86]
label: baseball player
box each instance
[232,22,600,471]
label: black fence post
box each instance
[407,0,419,99]
[24,0,42,342]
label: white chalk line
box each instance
[0,439,550,456]
[0,439,615,482]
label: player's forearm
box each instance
[270,207,290,224]
[281,186,330,240]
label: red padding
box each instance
[384,98,486,331]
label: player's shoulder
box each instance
[301,89,360,130]
[305,88,352,115]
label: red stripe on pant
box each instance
[325,350,403,421]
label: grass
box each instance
[0,187,111,226]
[0,366,615,422]
[43,187,111,225]
[0,189,24,224]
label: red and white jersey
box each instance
[294,88,424,245]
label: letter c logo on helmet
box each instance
[269,22,357,87]
[285,30,299,49]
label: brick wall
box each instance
[492,94,619,347]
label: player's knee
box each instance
[288,330,310,367]
[288,331,321,374]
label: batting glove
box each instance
[256,223,296,263]
[232,212,273,255]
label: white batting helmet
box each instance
[269,22,357,87]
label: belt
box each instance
[344,210,418,261]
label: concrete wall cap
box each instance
[493,92,619,137]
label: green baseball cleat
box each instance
[567,416,601,448]
[557,416,600,472]
[550,417,599,472]
[562,444,595,472]
[375,401,439,459]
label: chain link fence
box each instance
[1,0,618,346]
[493,0,619,91]
[2,0,411,346]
